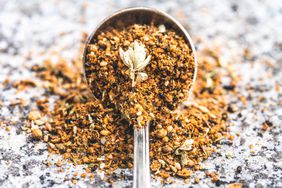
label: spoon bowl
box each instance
[83,7,197,88]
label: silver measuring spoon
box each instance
[83,7,197,188]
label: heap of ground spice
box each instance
[85,24,195,127]
[13,43,236,184]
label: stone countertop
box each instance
[0,0,281,187]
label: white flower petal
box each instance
[135,55,151,71]
[124,51,133,69]
[119,47,132,68]
[129,70,135,80]
[179,139,194,151]
[128,47,136,65]
[135,46,146,63]
[136,72,148,83]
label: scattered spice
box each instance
[5,126,11,132]
[9,39,237,184]
[261,120,272,131]
[194,176,200,184]
[228,183,243,188]
[12,80,37,91]
[28,111,41,121]
[31,127,43,140]
[177,169,192,178]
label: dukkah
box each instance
[85,24,195,127]
[2,23,238,184]
[8,43,237,184]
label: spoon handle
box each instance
[133,125,150,188]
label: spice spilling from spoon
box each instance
[3,41,238,184]
[85,24,195,127]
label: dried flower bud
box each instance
[119,41,151,87]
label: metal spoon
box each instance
[83,7,197,188]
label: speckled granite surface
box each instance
[0,0,281,187]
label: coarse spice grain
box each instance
[85,24,195,127]
[8,40,238,184]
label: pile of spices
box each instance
[11,43,237,184]
[85,24,195,127]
